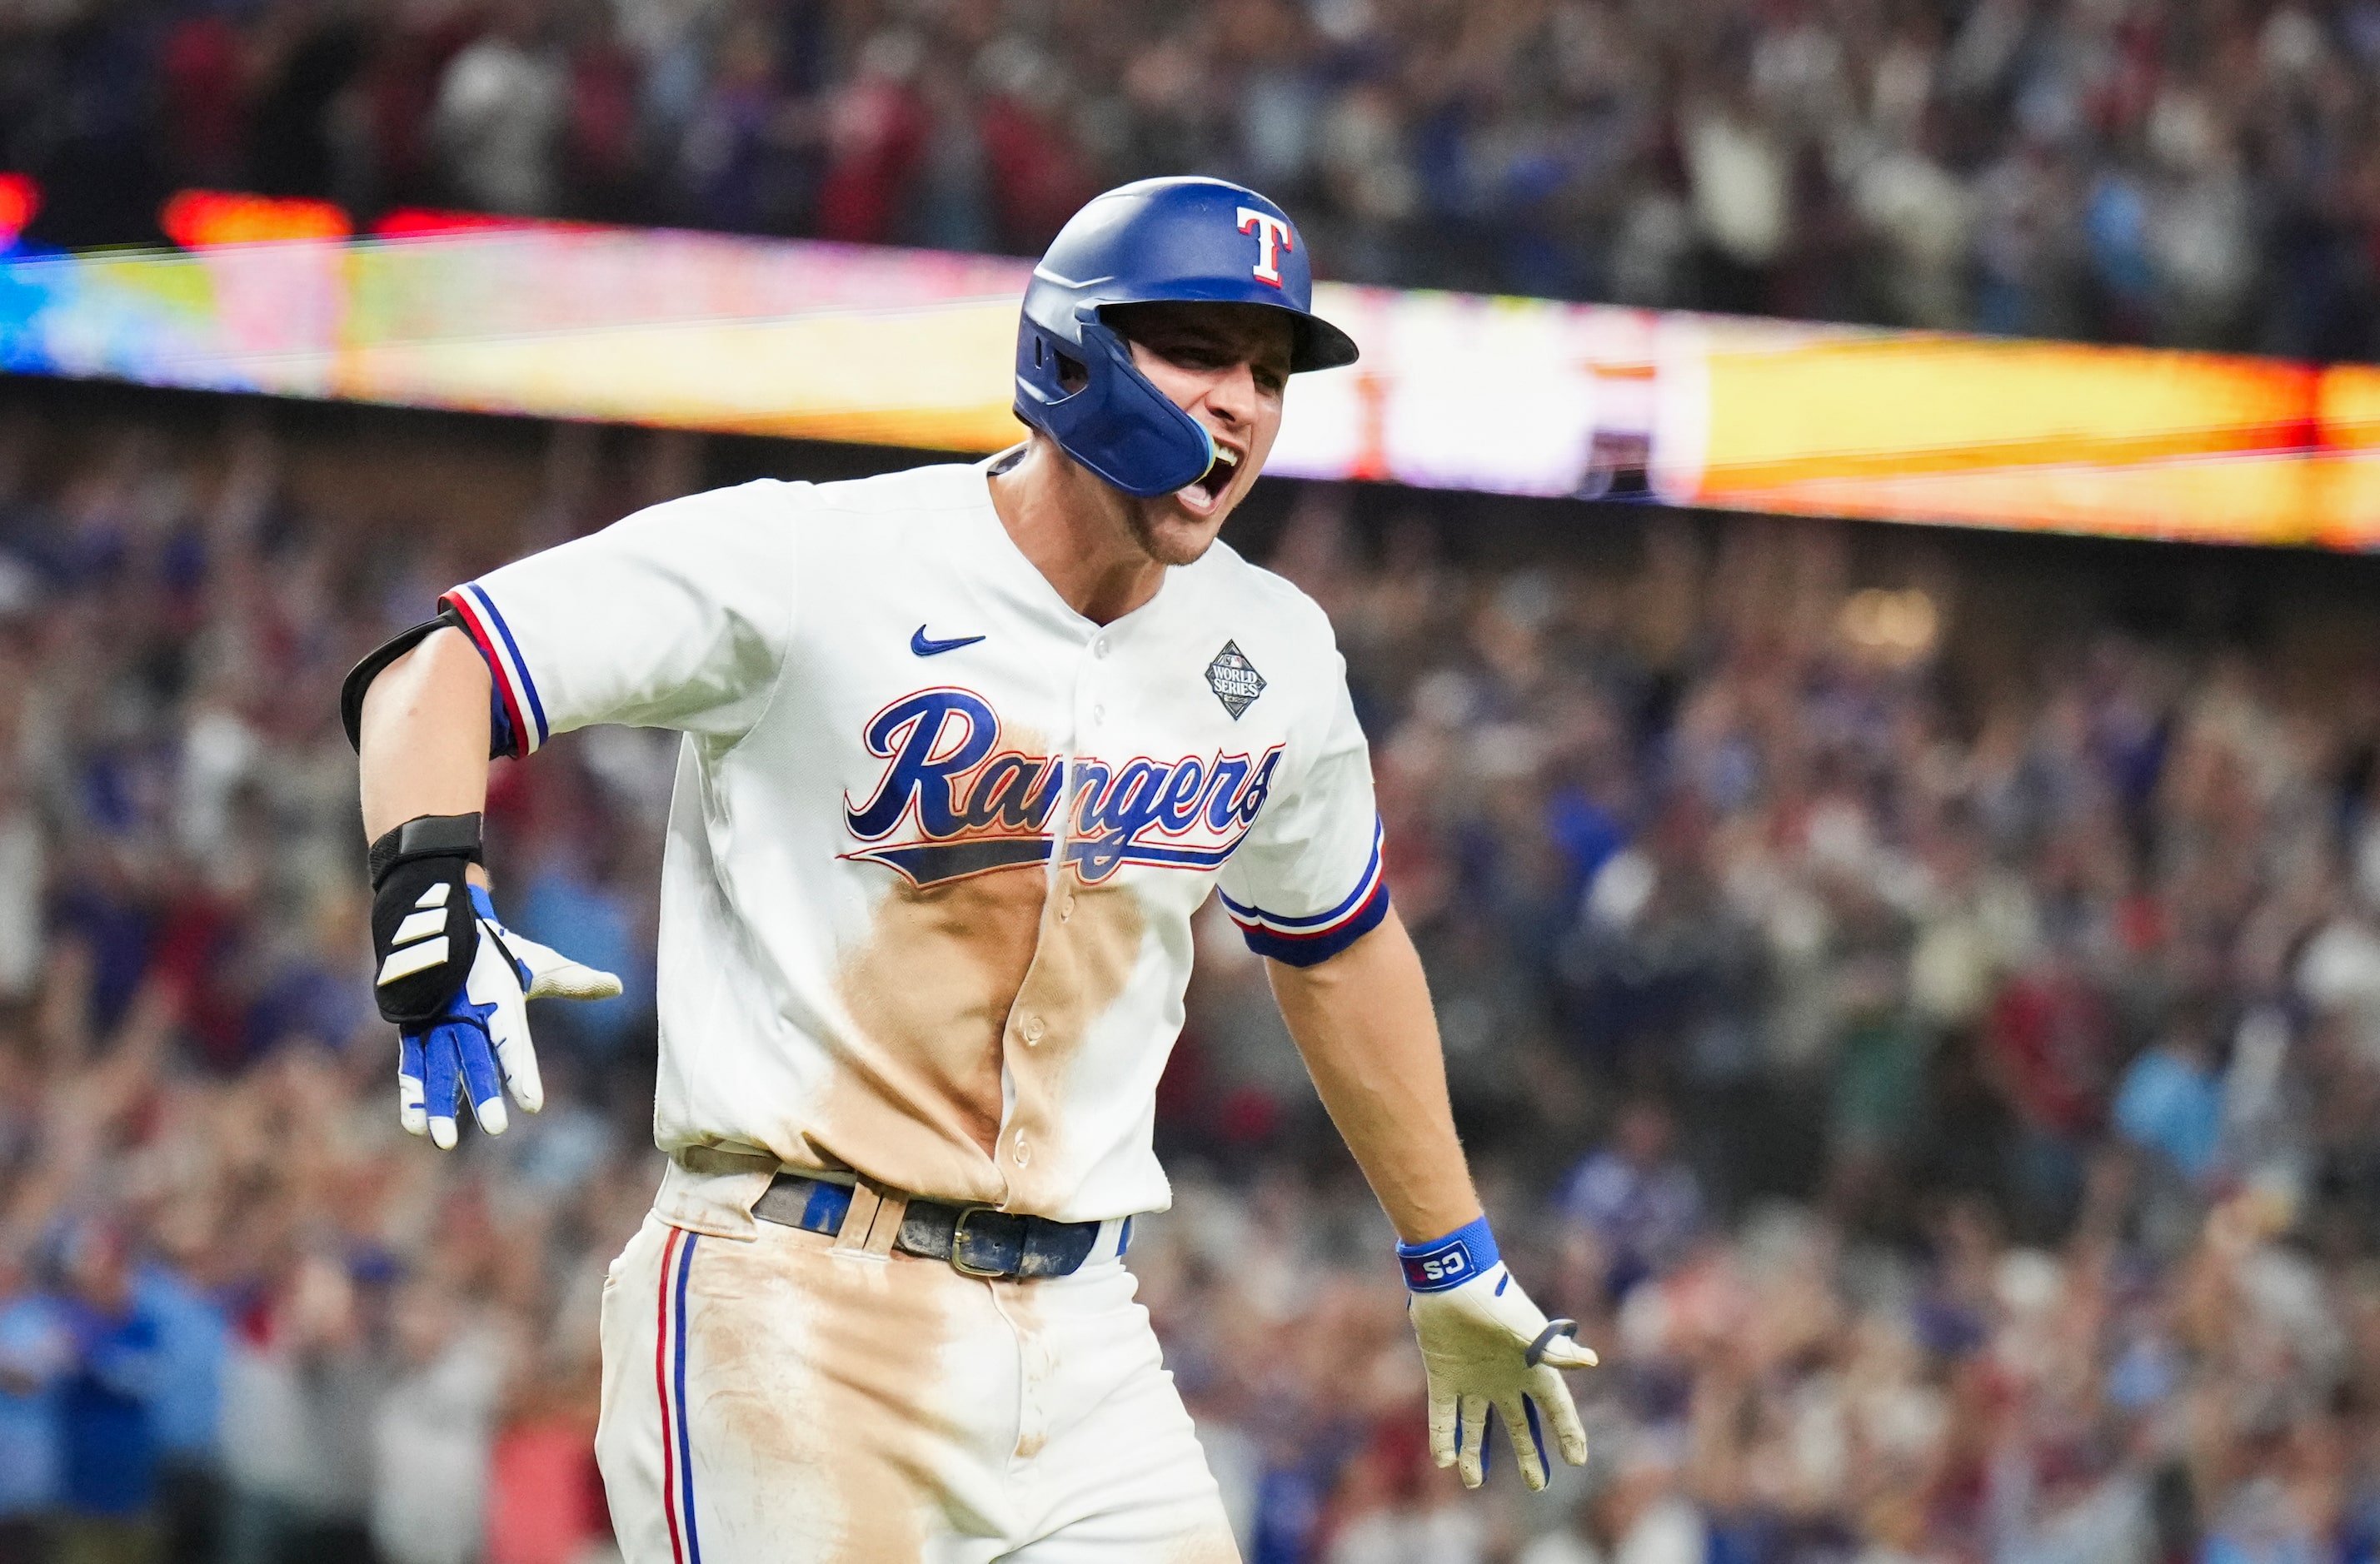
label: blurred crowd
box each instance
[1167,494,2380,1562]
[0,404,671,1564]
[13,386,2380,1564]
[11,0,2380,356]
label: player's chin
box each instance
[1130,492,1235,566]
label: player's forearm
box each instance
[1267,905,1482,1243]
[357,626,495,841]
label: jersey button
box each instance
[1012,1134,1031,1167]
[1058,894,1075,923]
[1092,704,1106,724]
[1021,1015,1045,1043]
[1094,638,1110,658]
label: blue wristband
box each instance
[1398,1215,1499,1292]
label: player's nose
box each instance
[1199,359,1260,432]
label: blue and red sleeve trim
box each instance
[439,583,549,760]
[1217,816,1390,967]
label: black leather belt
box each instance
[751,1173,1125,1281]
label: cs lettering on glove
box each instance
[368,813,621,1149]
[1400,1216,1599,1492]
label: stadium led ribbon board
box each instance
[4,205,2378,548]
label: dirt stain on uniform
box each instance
[997,873,1146,1212]
[815,861,1048,1203]
[1166,1520,1249,1563]
[687,1227,984,1562]
[985,1262,1244,1560]
[993,1279,1055,1463]
[814,729,1151,1213]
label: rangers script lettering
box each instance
[841,688,1283,885]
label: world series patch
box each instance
[1205,640,1265,719]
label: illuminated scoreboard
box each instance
[2,187,2375,548]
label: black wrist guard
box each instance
[368,813,484,1027]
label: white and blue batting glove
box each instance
[397,884,621,1149]
[1400,1216,1598,1492]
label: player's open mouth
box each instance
[1180,445,1241,510]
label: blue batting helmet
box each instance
[1013,177,1359,498]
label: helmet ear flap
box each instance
[1014,315,1214,499]
[1028,334,1088,392]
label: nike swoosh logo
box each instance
[911,625,986,657]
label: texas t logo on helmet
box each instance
[1236,207,1294,286]
[1012,177,1358,499]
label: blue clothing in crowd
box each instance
[518,864,646,1058]
[57,1296,160,1518]
[2113,1044,2224,1184]
[1558,1148,1705,1295]
[135,1261,226,1458]
[0,1293,71,1517]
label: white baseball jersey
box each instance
[442,451,1387,1232]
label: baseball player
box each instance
[343,176,1598,1562]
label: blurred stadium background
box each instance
[12,2,2380,1564]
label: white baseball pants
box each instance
[595,1209,1240,1564]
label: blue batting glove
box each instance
[397,885,621,1149]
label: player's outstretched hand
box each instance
[1399,1216,1599,1492]
[397,884,622,1149]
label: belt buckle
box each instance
[948,1207,1012,1279]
